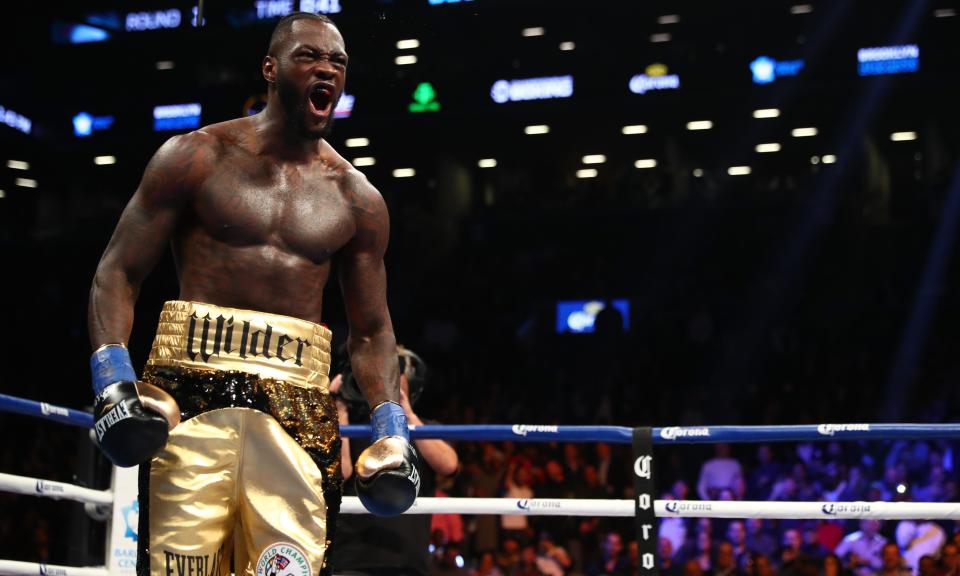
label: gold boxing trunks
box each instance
[137,301,340,576]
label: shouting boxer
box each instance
[87,12,418,576]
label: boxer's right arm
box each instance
[88,133,204,347]
[87,133,206,466]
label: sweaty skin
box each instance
[88,19,400,408]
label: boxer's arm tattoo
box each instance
[339,175,398,408]
[88,133,210,348]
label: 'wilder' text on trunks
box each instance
[186,312,312,366]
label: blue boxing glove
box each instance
[91,344,171,467]
[355,401,420,517]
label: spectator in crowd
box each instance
[745,519,778,559]
[824,553,852,576]
[747,554,775,576]
[502,460,535,544]
[941,543,960,576]
[535,534,571,576]
[835,520,887,576]
[659,538,679,576]
[715,541,742,576]
[698,444,745,500]
[749,445,783,500]
[918,555,938,576]
[472,552,503,576]
[587,532,630,576]
[780,529,804,569]
[496,538,521,576]
[595,443,627,497]
[880,543,912,576]
[727,521,750,569]
[896,520,946,574]
[682,559,704,576]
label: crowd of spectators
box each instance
[422,437,960,576]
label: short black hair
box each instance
[268,12,337,56]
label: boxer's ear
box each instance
[263,56,277,85]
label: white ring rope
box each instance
[0,560,108,576]
[3,467,956,521]
[340,497,960,520]
[0,472,113,506]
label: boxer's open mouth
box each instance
[309,84,334,117]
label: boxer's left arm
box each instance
[338,173,398,409]
[339,172,419,516]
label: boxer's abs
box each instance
[170,155,356,323]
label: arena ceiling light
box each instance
[94,155,116,165]
[396,39,420,50]
[395,55,417,65]
[755,143,782,153]
[635,159,657,169]
[15,177,38,188]
[155,61,175,70]
[791,127,818,137]
[891,131,918,141]
[352,157,376,167]
[392,168,416,178]
[345,138,370,148]
[524,125,550,135]
[790,4,813,14]
[686,120,713,131]
[522,27,545,37]
[582,154,607,164]
[576,168,598,178]
[0,190,5,199]
[810,156,821,165]
[693,168,704,178]
[728,166,752,176]
[559,41,575,51]
[934,8,956,17]
[622,125,648,135]
[753,108,781,119]
[822,154,837,164]
[657,14,681,24]
[478,158,497,168]
[650,33,672,43]
[7,160,29,170]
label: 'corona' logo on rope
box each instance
[511,424,559,436]
[821,503,872,515]
[816,424,870,436]
[35,481,65,495]
[664,501,713,514]
[659,427,711,441]
[40,403,69,417]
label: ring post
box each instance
[632,427,658,575]
[106,466,140,576]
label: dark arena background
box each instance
[3,1,960,575]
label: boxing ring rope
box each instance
[7,392,960,444]
[0,560,108,576]
[8,469,960,519]
[0,472,112,505]
[5,391,960,576]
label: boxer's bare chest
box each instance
[172,135,356,318]
[190,146,355,263]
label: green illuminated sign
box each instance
[408,82,441,113]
